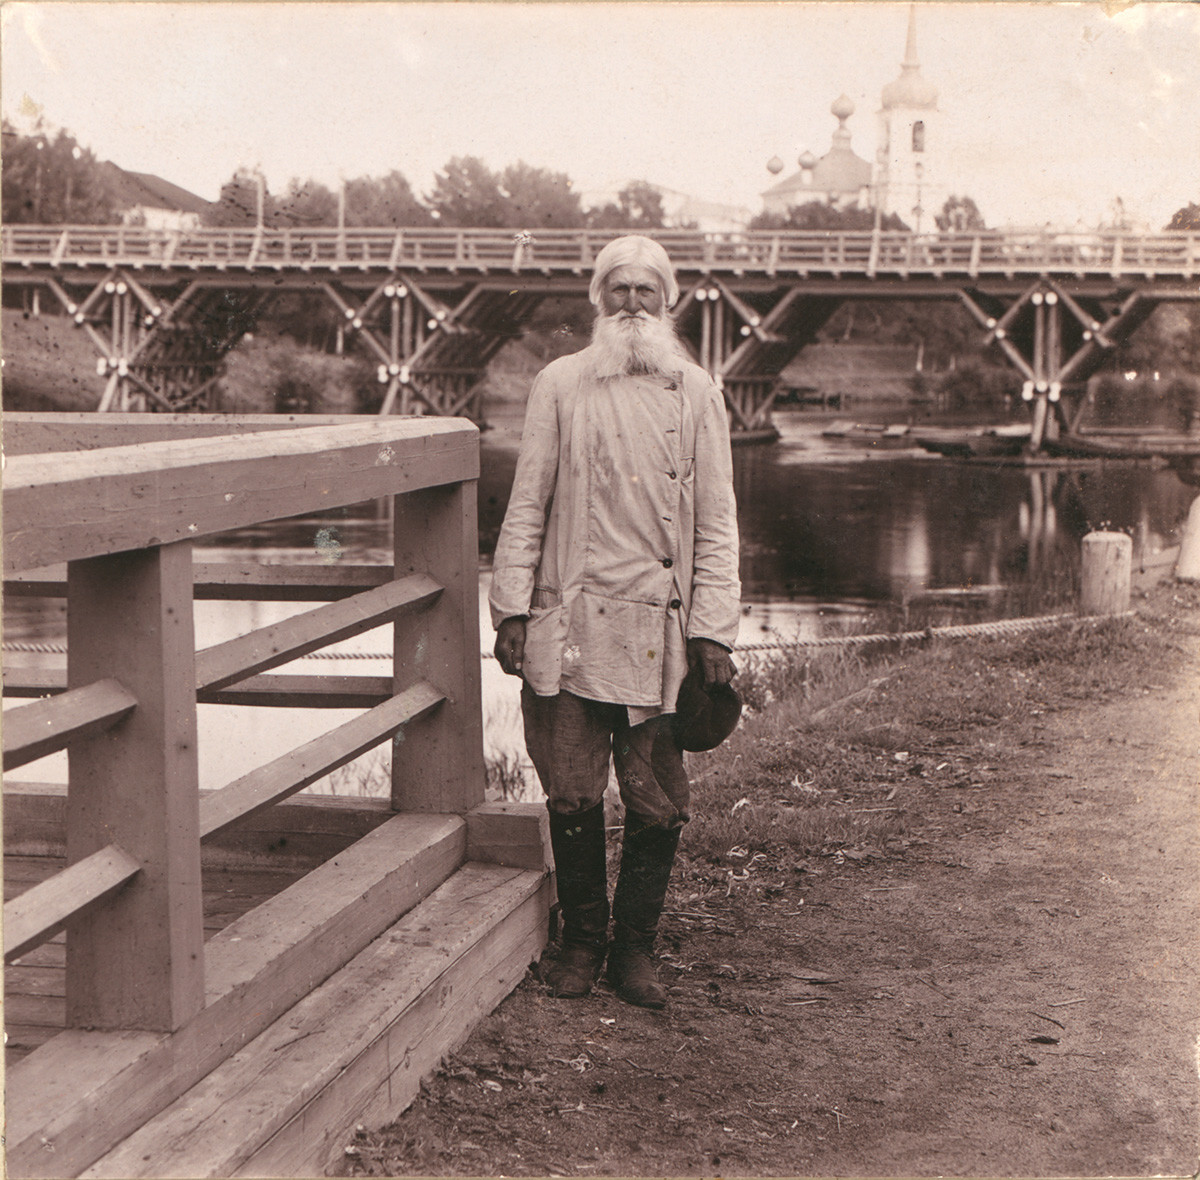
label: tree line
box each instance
[205,162,672,231]
[1,121,671,231]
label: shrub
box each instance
[217,334,375,414]
[934,359,1022,413]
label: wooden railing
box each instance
[2,412,483,1033]
[3,223,1198,281]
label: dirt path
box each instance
[348,633,1200,1178]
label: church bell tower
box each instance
[876,4,940,231]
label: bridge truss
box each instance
[4,225,1197,448]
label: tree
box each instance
[1,120,118,224]
[427,156,585,228]
[498,161,584,228]
[344,171,431,227]
[426,156,509,227]
[935,195,987,233]
[749,200,908,232]
[1166,203,1200,231]
[275,178,338,227]
[587,181,668,230]
[205,169,274,227]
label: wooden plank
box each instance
[6,560,393,600]
[5,843,141,962]
[2,678,137,770]
[391,482,486,812]
[3,664,67,696]
[5,963,65,996]
[4,666,394,708]
[65,543,206,1033]
[82,864,548,1179]
[5,993,67,1029]
[199,672,393,708]
[1,412,369,456]
[4,783,395,861]
[194,573,440,692]
[4,418,479,574]
[244,882,548,1178]
[5,812,467,1178]
[466,801,551,871]
[199,680,445,839]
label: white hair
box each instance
[588,235,680,309]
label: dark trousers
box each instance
[521,687,689,826]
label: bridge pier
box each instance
[959,278,1163,451]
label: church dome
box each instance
[882,6,938,109]
[882,67,938,110]
[831,94,855,121]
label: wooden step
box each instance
[4,811,468,1179]
[83,861,551,1179]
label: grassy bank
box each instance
[678,588,1189,877]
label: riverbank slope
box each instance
[345,579,1200,1178]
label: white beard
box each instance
[588,312,690,379]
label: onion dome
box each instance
[798,151,818,171]
[831,94,855,122]
[767,155,784,175]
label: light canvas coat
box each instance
[489,347,741,717]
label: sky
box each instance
[2,1,1198,231]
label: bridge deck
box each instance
[5,224,1198,282]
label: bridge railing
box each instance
[2,413,483,1033]
[4,223,1197,280]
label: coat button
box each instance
[661,557,674,569]
[668,470,677,480]
[669,598,682,609]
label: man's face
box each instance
[599,264,665,320]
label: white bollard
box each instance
[1175,495,1200,582]
[1080,531,1132,615]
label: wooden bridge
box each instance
[2,412,552,1177]
[5,224,1198,447]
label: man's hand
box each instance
[494,616,528,677]
[687,637,736,688]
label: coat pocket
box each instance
[570,590,665,703]
[522,589,566,694]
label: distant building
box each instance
[102,164,210,230]
[761,95,874,217]
[761,3,941,229]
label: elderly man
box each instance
[490,235,741,1009]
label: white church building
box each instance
[761,5,941,230]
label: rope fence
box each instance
[2,610,1115,662]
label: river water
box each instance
[6,407,1193,796]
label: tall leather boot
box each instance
[545,802,609,998]
[606,812,681,1009]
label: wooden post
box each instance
[65,541,205,1031]
[391,480,485,812]
[1080,530,1132,616]
[1174,495,1200,581]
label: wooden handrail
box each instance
[3,418,478,574]
[3,223,1198,281]
[199,680,445,839]
[2,678,138,770]
[194,573,442,692]
[4,843,141,962]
